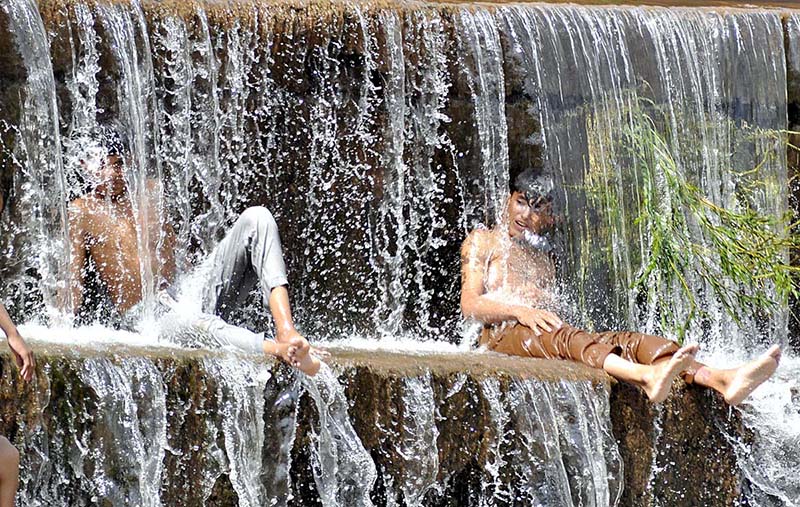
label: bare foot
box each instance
[274,331,322,376]
[643,344,698,403]
[284,336,321,376]
[274,342,299,367]
[273,341,321,376]
[310,346,330,359]
[296,352,322,376]
[724,345,781,406]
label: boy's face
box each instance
[507,191,555,238]
[82,150,127,198]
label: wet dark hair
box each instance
[511,169,553,203]
[97,125,129,158]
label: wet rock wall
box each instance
[0,346,744,506]
[0,0,535,337]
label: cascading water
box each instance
[392,374,441,506]
[0,0,798,505]
[495,6,795,504]
[505,378,623,507]
[0,0,69,320]
[95,0,166,317]
[302,365,377,507]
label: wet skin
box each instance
[62,151,318,373]
[65,154,174,314]
[461,191,564,335]
[461,191,780,404]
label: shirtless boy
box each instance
[461,170,780,404]
[0,302,34,507]
[63,129,320,375]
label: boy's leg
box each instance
[594,330,681,368]
[482,323,697,403]
[193,314,319,375]
[0,437,19,507]
[482,324,620,369]
[193,314,267,354]
[602,346,697,403]
[690,346,781,405]
[201,206,289,321]
[595,331,781,404]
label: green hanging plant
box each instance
[618,105,800,341]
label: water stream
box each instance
[0,0,797,505]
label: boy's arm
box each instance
[0,303,34,381]
[460,230,562,336]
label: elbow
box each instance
[460,296,477,320]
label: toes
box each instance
[675,344,698,361]
[767,345,781,363]
[289,337,310,356]
[310,346,330,359]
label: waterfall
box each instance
[496,5,792,505]
[202,358,272,506]
[0,2,789,344]
[0,0,69,320]
[504,378,623,506]
[302,365,377,507]
[497,6,787,345]
[0,0,798,505]
[13,356,167,506]
[393,374,441,506]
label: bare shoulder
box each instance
[461,227,495,262]
[67,195,105,229]
[68,195,96,215]
[67,196,90,221]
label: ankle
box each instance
[276,327,299,342]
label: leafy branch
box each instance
[622,107,799,341]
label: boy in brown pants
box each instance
[461,171,780,404]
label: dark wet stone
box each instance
[1,343,746,506]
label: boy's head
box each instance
[80,126,130,198]
[100,127,129,159]
[506,169,556,237]
[511,169,553,205]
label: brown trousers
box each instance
[481,323,693,381]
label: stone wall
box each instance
[0,344,745,506]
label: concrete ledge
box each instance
[0,343,744,506]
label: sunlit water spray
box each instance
[0,0,798,505]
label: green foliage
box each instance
[610,105,799,341]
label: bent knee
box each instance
[0,437,19,469]
[238,206,278,232]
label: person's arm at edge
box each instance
[0,303,34,381]
[460,229,562,335]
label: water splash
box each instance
[0,0,69,319]
[0,1,796,505]
[505,378,622,507]
[394,374,441,506]
[714,352,800,507]
[478,378,513,506]
[302,364,377,507]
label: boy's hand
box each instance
[7,334,34,381]
[514,307,563,336]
